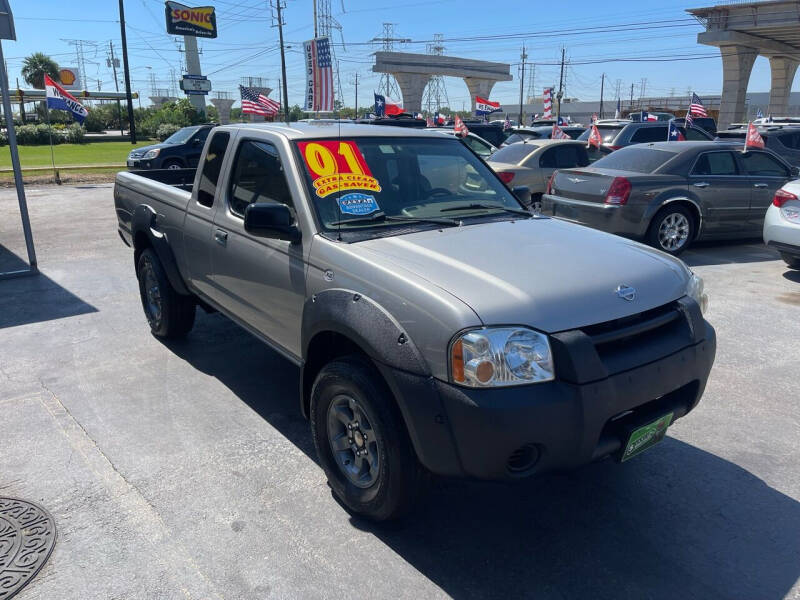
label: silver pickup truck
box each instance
[114,123,716,520]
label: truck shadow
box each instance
[682,238,780,267]
[0,245,98,329]
[167,312,800,600]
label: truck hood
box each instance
[358,217,689,332]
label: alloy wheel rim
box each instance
[326,394,381,488]
[143,261,162,324]
[658,213,689,251]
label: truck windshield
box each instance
[294,136,523,230]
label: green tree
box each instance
[21,52,60,89]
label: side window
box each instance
[741,151,790,177]
[465,136,490,158]
[684,127,709,141]
[691,152,738,176]
[193,127,211,145]
[778,132,800,150]
[228,140,293,217]
[630,127,667,143]
[553,145,589,168]
[539,148,557,168]
[196,131,230,207]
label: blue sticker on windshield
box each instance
[337,193,380,216]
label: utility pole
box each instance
[630,82,635,112]
[118,0,136,143]
[108,41,123,135]
[354,72,358,117]
[556,46,566,119]
[518,45,526,126]
[275,0,290,124]
[313,0,318,38]
[599,73,605,119]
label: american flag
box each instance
[304,36,334,112]
[689,93,707,117]
[239,85,280,116]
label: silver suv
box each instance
[577,121,713,149]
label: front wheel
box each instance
[162,159,183,170]
[310,357,423,521]
[781,252,800,269]
[137,248,196,338]
[646,205,696,255]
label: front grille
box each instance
[579,301,692,376]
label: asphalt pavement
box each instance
[1,184,798,600]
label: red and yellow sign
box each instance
[165,1,217,38]
[297,140,382,198]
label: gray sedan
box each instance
[542,141,798,254]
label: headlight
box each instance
[450,327,554,387]
[686,272,708,314]
[143,149,160,159]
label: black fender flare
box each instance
[131,204,191,296]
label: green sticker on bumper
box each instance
[621,412,673,462]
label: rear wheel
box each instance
[780,252,800,269]
[137,248,195,338]
[646,204,696,255]
[310,356,423,521]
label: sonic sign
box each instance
[165,1,217,38]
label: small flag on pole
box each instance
[551,123,570,140]
[587,124,602,148]
[668,121,685,141]
[475,96,501,116]
[454,115,469,137]
[614,97,621,119]
[689,92,708,117]
[756,108,764,119]
[744,122,765,152]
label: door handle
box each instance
[693,182,710,188]
[214,229,228,246]
[753,183,768,188]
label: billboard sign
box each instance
[165,1,217,38]
[180,74,211,95]
[58,67,81,90]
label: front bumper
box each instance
[384,299,716,480]
[127,158,157,169]
[541,193,647,238]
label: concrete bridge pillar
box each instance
[464,78,497,112]
[210,98,235,124]
[718,45,757,129]
[392,73,431,114]
[767,56,799,118]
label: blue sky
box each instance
[3,0,788,110]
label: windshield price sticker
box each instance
[298,140,382,198]
[337,193,380,216]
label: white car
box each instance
[764,182,800,269]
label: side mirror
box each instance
[791,166,800,178]
[512,185,532,207]
[244,203,302,243]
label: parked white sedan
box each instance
[764,182,800,269]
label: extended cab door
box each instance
[739,150,791,230]
[183,129,234,299]
[687,150,751,234]
[209,137,306,357]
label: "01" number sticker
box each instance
[297,140,382,198]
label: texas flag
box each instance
[45,74,88,124]
[374,92,403,117]
[475,96,501,116]
[641,110,658,122]
[667,121,685,141]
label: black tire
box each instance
[646,204,696,255]
[136,248,196,338]
[781,252,800,269]
[310,356,424,521]
[161,159,184,170]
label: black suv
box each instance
[441,121,511,147]
[576,121,713,149]
[127,124,215,170]
[672,117,717,135]
[716,125,800,166]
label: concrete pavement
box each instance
[0,184,798,599]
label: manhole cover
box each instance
[0,498,56,599]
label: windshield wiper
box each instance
[329,211,461,227]
[439,203,532,217]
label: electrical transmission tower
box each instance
[422,34,449,115]
[316,0,345,105]
[372,23,409,99]
[61,39,98,89]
